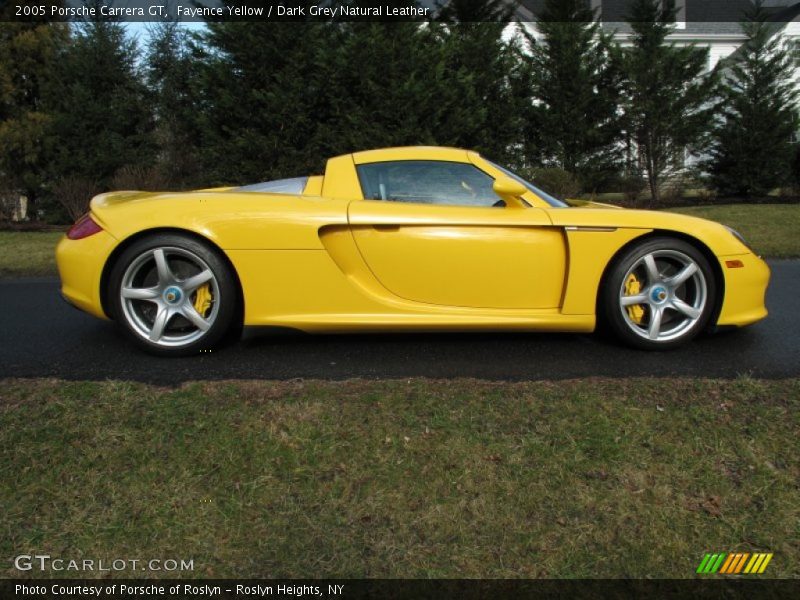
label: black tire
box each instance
[108,233,239,356]
[600,237,717,350]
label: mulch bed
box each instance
[0,221,67,232]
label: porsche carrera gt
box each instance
[56,146,770,355]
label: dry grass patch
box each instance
[667,204,800,258]
[0,231,63,277]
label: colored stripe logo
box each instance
[696,552,773,574]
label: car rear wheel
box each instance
[601,237,716,350]
[109,234,238,356]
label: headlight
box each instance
[725,226,754,252]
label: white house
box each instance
[517,0,800,70]
[513,0,800,177]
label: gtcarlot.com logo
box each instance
[696,552,773,575]
[14,554,194,572]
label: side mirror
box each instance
[492,177,528,208]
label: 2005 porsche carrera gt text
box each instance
[56,146,769,356]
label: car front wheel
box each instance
[601,237,717,350]
[108,234,238,356]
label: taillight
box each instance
[67,214,103,240]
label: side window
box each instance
[356,161,501,207]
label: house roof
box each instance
[518,0,800,36]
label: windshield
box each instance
[487,162,569,208]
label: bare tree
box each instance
[52,176,100,221]
[111,165,170,191]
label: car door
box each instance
[348,160,567,310]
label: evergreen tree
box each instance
[45,21,155,187]
[432,0,527,165]
[146,22,203,188]
[436,0,514,22]
[196,0,527,183]
[707,1,799,197]
[323,16,525,163]
[320,21,445,154]
[622,0,717,205]
[524,0,624,191]
[0,17,68,215]
[195,18,338,184]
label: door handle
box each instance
[372,224,401,232]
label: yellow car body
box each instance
[56,146,769,350]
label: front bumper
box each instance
[55,230,118,320]
[716,252,770,328]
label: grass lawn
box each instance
[0,231,63,277]
[1,377,797,578]
[667,204,800,259]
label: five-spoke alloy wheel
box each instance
[109,234,238,356]
[601,237,716,350]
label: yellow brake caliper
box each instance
[193,284,213,317]
[624,274,645,324]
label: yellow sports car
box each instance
[56,146,769,356]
